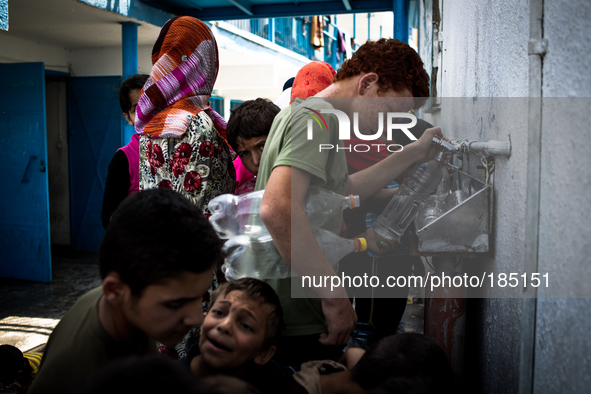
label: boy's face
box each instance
[122,271,212,347]
[236,136,267,176]
[199,290,273,370]
[123,88,142,126]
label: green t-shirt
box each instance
[28,287,156,394]
[255,97,349,336]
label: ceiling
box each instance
[4,0,162,49]
[142,0,395,20]
[2,0,397,50]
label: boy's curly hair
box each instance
[334,39,430,109]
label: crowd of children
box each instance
[2,15,457,394]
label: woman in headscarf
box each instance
[137,16,235,217]
[135,16,235,358]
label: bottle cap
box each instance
[350,195,360,209]
[356,237,367,252]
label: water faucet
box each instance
[431,137,459,153]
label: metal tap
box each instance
[431,137,459,153]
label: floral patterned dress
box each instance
[140,111,235,357]
[139,111,235,216]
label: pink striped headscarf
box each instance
[135,16,228,142]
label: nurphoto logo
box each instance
[304,108,418,153]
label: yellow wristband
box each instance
[357,237,367,252]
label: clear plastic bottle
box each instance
[222,233,288,281]
[433,167,451,202]
[209,187,360,238]
[208,190,266,239]
[221,229,367,280]
[372,151,448,241]
[212,186,364,280]
[314,228,367,266]
[415,167,450,229]
[305,186,360,228]
[445,164,470,210]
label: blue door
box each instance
[68,77,121,252]
[0,63,52,282]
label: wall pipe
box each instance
[467,140,512,157]
[519,0,546,392]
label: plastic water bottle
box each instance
[208,190,266,239]
[222,233,289,280]
[414,167,450,229]
[445,164,470,210]
[433,167,450,202]
[372,151,448,241]
[209,187,360,238]
[211,186,364,280]
[305,186,360,228]
[221,229,367,280]
[315,228,367,266]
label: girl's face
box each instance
[236,136,267,176]
[123,88,142,126]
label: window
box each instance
[230,100,244,111]
[210,96,224,115]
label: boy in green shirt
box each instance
[256,38,446,365]
[29,189,222,393]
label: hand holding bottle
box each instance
[411,127,445,163]
[412,127,453,165]
[358,227,400,254]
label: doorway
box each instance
[46,74,71,247]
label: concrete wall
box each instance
[69,45,153,76]
[0,34,71,73]
[533,0,591,392]
[419,0,531,386]
[0,33,153,76]
[417,0,587,391]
